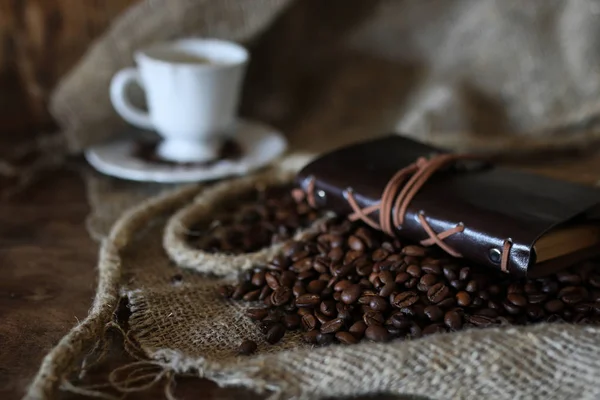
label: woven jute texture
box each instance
[28,158,600,400]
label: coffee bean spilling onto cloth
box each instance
[187,185,321,253]
[218,197,600,349]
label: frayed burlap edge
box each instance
[24,183,203,400]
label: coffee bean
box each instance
[444,310,462,330]
[242,289,260,302]
[424,305,443,321]
[297,308,311,317]
[348,320,367,338]
[356,261,373,276]
[526,305,545,320]
[544,299,565,313]
[247,308,268,321]
[472,297,484,309]
[405,277,418,289]
[389,313,411,329]
[341,284,362,304]
[423,323,446,335]
[465,280,478,293]
[336,331,359,345]
[280,271,296,287]
[238,340,258,355]
[369,296,388,311]
[329,248,344,262]
[301,313,318,331]
[312,257,329,273]
[291,258,313,273]
[373,280,391,295]
[363,311,385,326]
[303,330,319,344]
[292,281,305,297]
[372,248,389,262]
[348,235,365,252]
[556,271,582,285]
[377,270,393,285]
[449,279,464,291]
[421,264,442,275]
[218,285,234,298]
[420,273,438,288]
[442,266,458,281]
[319,300,336,317]
[527,292,547,304]
[467,314,495,327]
[344,251,362,265]
[321,318,345,334]
[507,293,527,307]
[314,310,331,325]
[559,286,587,305]
[427,283,450,303]
[365,325,390,342]
[317,332,335,345]
[474,308,498,318]
[541,281,559,294]
[408,324,422,338]
[307,279,328,294]
[406,265,422,278]
[333,279,352,292]
[523,282,536,293]
[395,272,411,284]
[256,285,270,301]
[437,297,456,309]
[296,293,321,307]
[283,313,301,329]
[503,300,522,315]
[392,291,419,308]
[265,273,280,290]
[403,245,426,257]
[266,323,286,344]
[453,291,470,307]
[270,287,292,306]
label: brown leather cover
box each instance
[296,136,600,277]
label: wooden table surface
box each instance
[2,142,600,400]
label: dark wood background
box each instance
[0,0,138,136]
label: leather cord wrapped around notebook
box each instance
[295,136,600,277]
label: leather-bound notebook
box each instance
[296,136,600,277]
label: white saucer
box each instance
[85,119,288,183]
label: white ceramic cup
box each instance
[110,38,249,163]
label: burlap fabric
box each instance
[25,0,600,398]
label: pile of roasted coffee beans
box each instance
[220,216,600,354]
[214,187,600,354]
[187,185,321,254]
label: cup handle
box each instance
[110,68,154,130]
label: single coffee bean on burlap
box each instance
[237,340,258,355]
[266,323,286,344]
